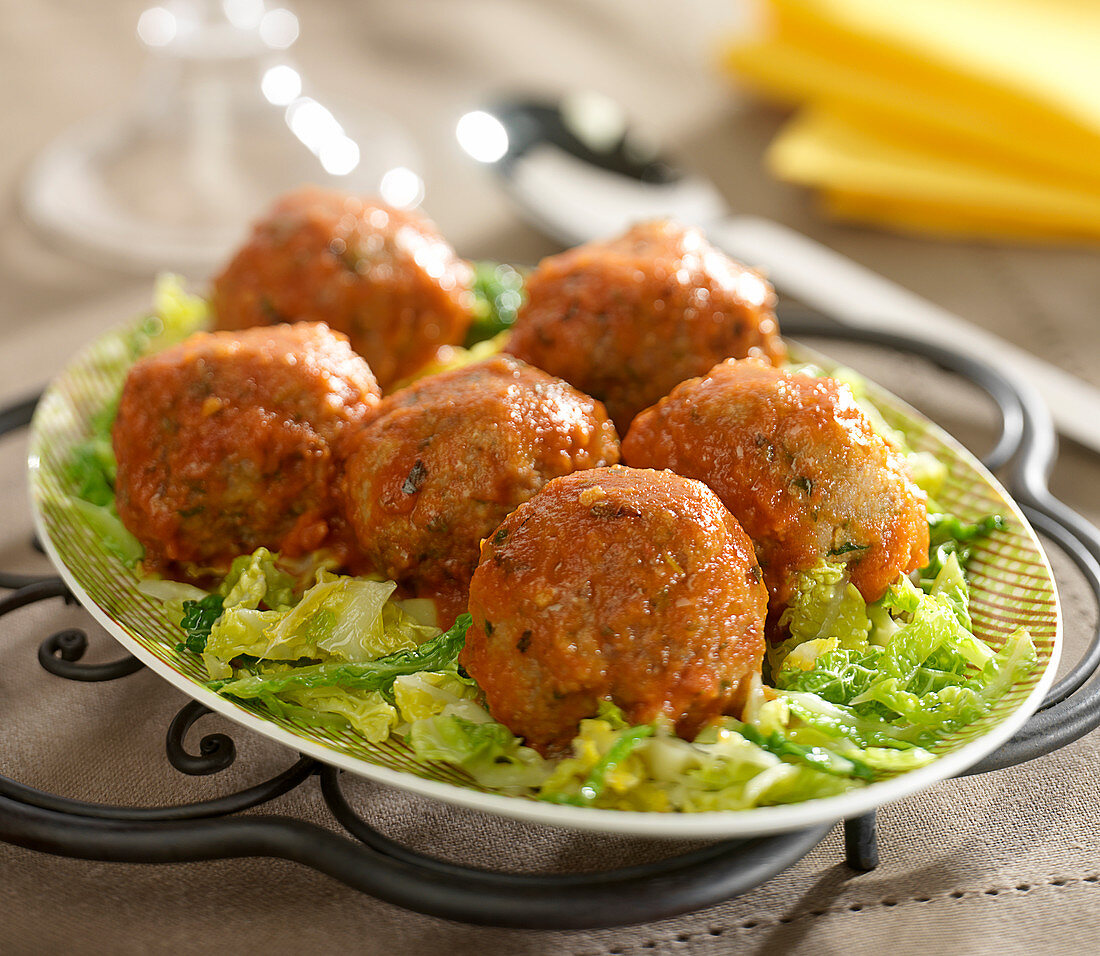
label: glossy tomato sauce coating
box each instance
[113,323,381,575]
[505,219,785,433]
[622,359,929,606]
[462,466,769,755]
[341,355,620,624]
[211,187,474,390]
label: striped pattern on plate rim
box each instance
[28,321,1060,804]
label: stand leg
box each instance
[844,812,879,871]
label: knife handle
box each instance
[709,215,1096,455]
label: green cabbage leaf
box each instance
[408,714,551,789]
[466,261,525,345]
[66,497,143,566]
[255,685,399,742]
[777,559,1036,747]
[218,547,299,611]
[770,562,872,674]
[210,613,470,698]
[535,706,862,811]
[201,567,437,677]
[210,615,472,744]
[392,670,482,723]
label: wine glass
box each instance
[20,0,421,275]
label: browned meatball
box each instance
[113,323,381,575]
[622,359,929,606]
[211,187,474,390]
[461,466,768,755]
[505,219,785,433]
[341,356,620,623]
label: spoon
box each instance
[456,94,1100,455]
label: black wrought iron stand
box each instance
[3,320,1099,929]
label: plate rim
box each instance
[26,328,1063,840]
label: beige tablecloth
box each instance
[1,3,1099,954]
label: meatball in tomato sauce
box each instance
[211,187,474,390]
[341,356,620,624]
[112,323,381,576]
[505,219,785,433]
[462,466,769,756]
[622,358,929,606]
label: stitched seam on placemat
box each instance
[581,873,1100,954]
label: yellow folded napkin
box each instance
[772,108,1100,242]
[724,0,1100,242]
